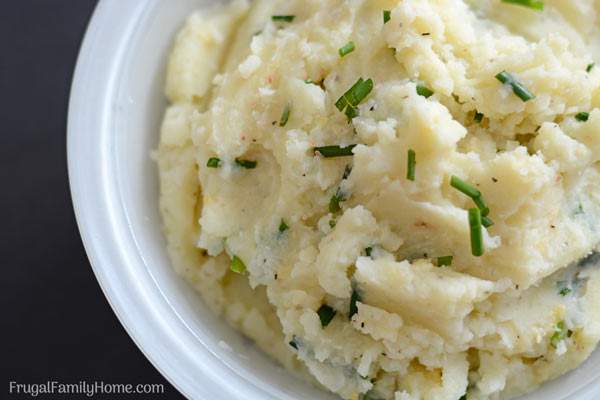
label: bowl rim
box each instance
[67,1,191,397]
[67,1,286,399]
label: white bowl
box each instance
[67,1,600,399]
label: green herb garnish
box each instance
[557,280,573,296]
[289,336,299,350]
[587,63,595,73]
[206,157,221,168]
[272,15,295,22]
[365,247,373,257]
[335,78,374,120]
[473,196,490,217]
[559,287,572,296]
[343,164,353,180]
[329,218,337,228]
[383,10,391,24]
[501,0,544,11]
[329,189,346,213]
[576,112,590,122]
[235,158,257,169]
[279,219,289,233]
[451,176,481,198]
[550,321,570,348]
[407,149,416,181]
[349,288,361,319]
[437,256,453,267]
[469,208,484,257]
[474,112,484,123]
[495,71,535,102]
[279,104,291,126]
[482,216,494,228]
[230,255,247,274]
[317,305,337,327]
[314,144,357,158]
[339,41,356,57]
[416,84,434,98]
[451,176,490,216]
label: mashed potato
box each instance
[157,1,600,398]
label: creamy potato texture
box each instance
[157,0,600,398]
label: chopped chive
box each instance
[314,144,357,158]
[576,112,590,122]
[304,79,318,85]
[459,395,467,400]
[365,247,373,257]
[550,321,568,348]
[474,112,484,123]
[343,164,353,180]
[279,219,289,233]
[335,78,374,120]
[230,255,247,274]
[587,63,595,73]
[407,149,416,181]
[329,218,337,228]
[469,208,484,257]
[329,189,345,213]
[345,105,359,119]
[473,196,490,217]
[437,255,453,267]
[206,157,221,168]
[235,158,257,169]
[383,10,391,24]
[272,15,295,22]
[335,78,373,111]
[416,84,434,98]
[317,305,337,327]
[495,71,535,102]
[450,175,490,217]
[501,0,544,10]
[349,288,361,319]
[339,41,356,57]
[279,103,291,126]
[289,336,299,350]
[451,176,482,199]
[482,216,494,228]
[559,287,572,296]
[449,174,492,217]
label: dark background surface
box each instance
[0,2,182,398]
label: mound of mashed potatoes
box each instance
[157,0,600,398]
